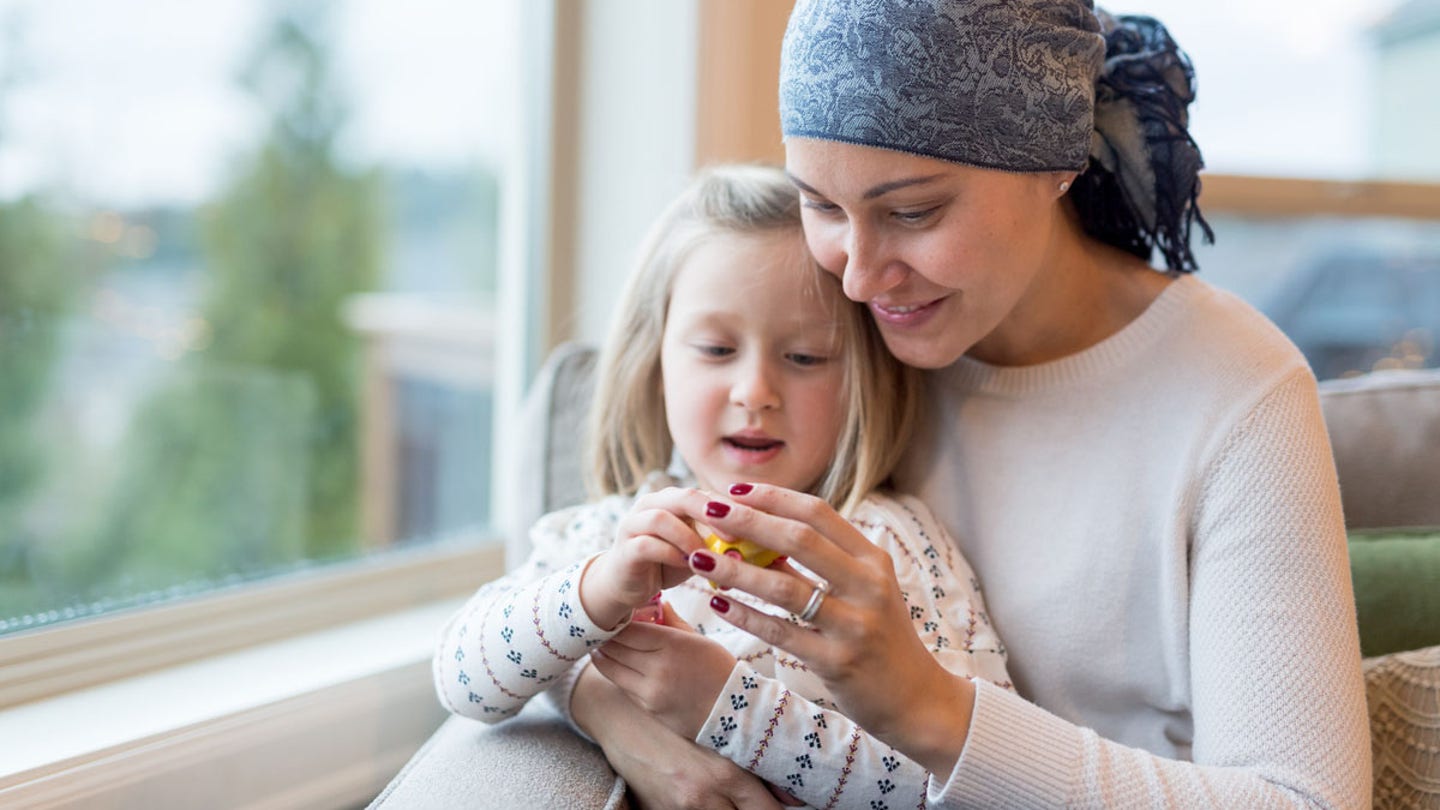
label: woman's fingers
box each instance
[690,549,825,618]
[726,483,879,559]
[706,589,828,664]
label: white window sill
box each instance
[0,599,465,809]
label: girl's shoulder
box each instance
[528,494,633,553]
[847,490,948,541]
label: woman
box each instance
[575,1,1371,807]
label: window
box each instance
[1113,0,1440,378]
[0,0,527,646]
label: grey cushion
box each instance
[504,342,598,570]
[368,701,627,809]
[1319,368,1440,530]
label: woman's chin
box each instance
[883,332,966,370]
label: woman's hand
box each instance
[689,483,976,775]
[589,603,736,740]
[579,487,713,629]
[571,664,795,809]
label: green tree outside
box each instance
[46,1,387,597]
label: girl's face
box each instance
[661,230,848,496]
[786,137,1068,369]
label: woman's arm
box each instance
[697,373,1371,809]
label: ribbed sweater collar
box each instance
[938,274,1200,397]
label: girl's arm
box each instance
[569,664,793,810]
[598,499,1014,807]
[699,662,931,809]
[434,485,714,724]
[433,502,626,723]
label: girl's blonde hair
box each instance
[585,164,921,516]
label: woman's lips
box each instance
[869,296,945,328]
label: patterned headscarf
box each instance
[779,0,1213,271]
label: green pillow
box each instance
[1348,528,1440,658]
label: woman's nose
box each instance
[731,359,780,411]
[840,225,901,302]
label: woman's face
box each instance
[786,137,1067,369]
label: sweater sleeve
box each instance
[932,369,1372,809]
[433,501,629,724]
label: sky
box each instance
[0,0,520,206]
[1115,0,1402,179]
[0,0,1410,207]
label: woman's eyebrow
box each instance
[786,172,946,201]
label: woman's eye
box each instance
[894,207,938,224]
[801,198,841,215]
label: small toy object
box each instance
[630,592,664,625]
[702,534,783,588]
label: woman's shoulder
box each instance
[1165,275,1308,372]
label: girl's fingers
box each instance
[659,601,692,631]
[588,646,644,693]
[620,504,706,557]
[629,534,690,568]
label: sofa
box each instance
[370,343,1440,809]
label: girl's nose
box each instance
[730,359,780,411]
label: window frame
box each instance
[0,541,502,709]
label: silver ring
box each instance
[798,581,829,622]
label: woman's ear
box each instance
[1054,171,1080,197]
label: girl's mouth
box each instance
[722,436,785,464]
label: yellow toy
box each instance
[703,534,782,587]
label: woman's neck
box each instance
[967,205,1171,367]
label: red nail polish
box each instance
[710,595,731,613]
[706,501,730,518]
[729,483,753,496]
[690,551,716,572]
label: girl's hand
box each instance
[579,487,713,629]
[589,603,736,740]
[571,664,792,810]
[688,484,976,775]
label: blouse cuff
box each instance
[542,659,597,744]
[929,679,1081,809]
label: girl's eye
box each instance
[787,352,827,367]
[697,345,734,358]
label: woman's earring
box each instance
[1058,180,1071,193]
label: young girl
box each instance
[433,165,1010,808]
